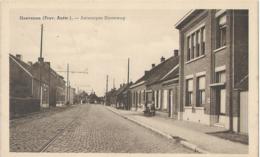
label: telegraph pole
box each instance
[39,24,44,107]
[67,64,69,104]
[56,66,87,105]
[105,75,109,105]
[113,78,115,89]
[127,58,130,85]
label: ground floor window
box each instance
[186,79,193,106]
[197,76,205,107]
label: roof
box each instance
[175,9,205,29]
[116,83,132,96]
[131,55,179,88]
[146,56,179,86]
[161,66,179,82]
[10,54,65,82]
[10,54,33,77]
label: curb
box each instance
[106,107,210,154]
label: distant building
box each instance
[68,87,76,104]
[129,71,148,111]
[175,9,248,133]
[88,92,100,104]
[115,82,133,109]
[105,88,117,106]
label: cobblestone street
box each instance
[10,104,193,153]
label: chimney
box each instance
[152,64,156,68]
[160,56,165,62]
[28,61,33,66]
[45,62,50,67]
[174,49,179,56]
[16,54,22,60]
[38,57,44,62]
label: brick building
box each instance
[10,54,67,110]
[175,9,248,133]
[9,54,42,116]
[130,51,179,116]
[129,70,150,111]
[115,82,132,109]
[31,56,67,107]
[105,88,117,106]
[146,51,179,118]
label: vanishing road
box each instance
[10,104,193,153]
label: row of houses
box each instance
[10,54,76,117]
[106,9,248,134]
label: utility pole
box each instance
[127,58,130,85]
[67,64,69,104]
[56,66,88,105]
[39,24,44,107]
[127,58,130,110]
[113,78,115,89]
[105,75,109,105]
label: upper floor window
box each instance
[196,30,201,57]
[187,37,191,60]
[186,26,206,62]
[216,14,227,48]
[191,33,196,59]
[201,27,205,55]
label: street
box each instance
[10,104,193,153]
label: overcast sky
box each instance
[10,9,189,96]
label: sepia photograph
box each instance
[0,1,258,156]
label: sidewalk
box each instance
[106,106,248,154]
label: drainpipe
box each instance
[229,10,235,132]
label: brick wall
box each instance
[10,57,33,98]
[10,97,40,118]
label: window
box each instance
[186,79,193,106]
[139,91,141,104]
[197,76,205,107]
[191,33,195,59]
[196,30,200,57]
[143,90,145,101]
[156,90,159,108]
[201,27,205,55]
[187,37,191,60]
[216,71,226,83]
[216,14,227,48]
[186,26,206,61]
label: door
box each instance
[240,91,248,134]
[163,90,168,110]
[216,87,226,123]
[168,90,172,117]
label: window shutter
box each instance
[187,79,193,91]
[199,77,205,90]
[219,15,227,26]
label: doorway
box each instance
[216,87,226,123]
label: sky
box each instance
[10,9,189,96]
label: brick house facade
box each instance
[175,9,248,133]
[10,54,67,109]
[130,52,179,115]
